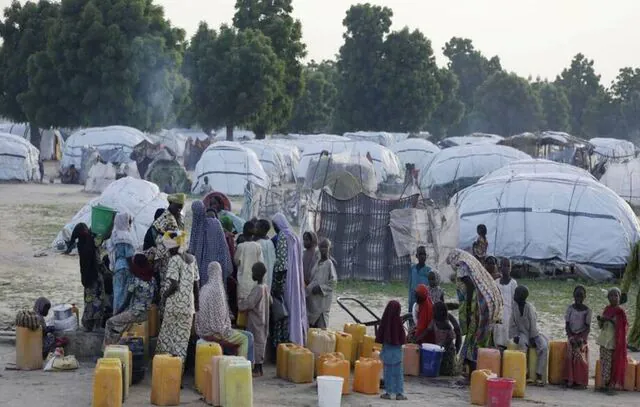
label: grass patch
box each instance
[5,203,83,249]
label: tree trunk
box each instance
[29,123,42,153]
[226,125,234,141]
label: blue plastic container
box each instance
[420,345,444,377]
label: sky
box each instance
[1,0,638,84]
[154,0,640,85]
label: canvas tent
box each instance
[53,177,168,250]
[192,141,270,196]
[260,140,301,183]
[600,158,640,207]
[0,123,63,161]
[242,141,289,185]
[303,153,378,199]
[0,132,40,181]
[479,159,596,182]
[419,144,530,204]
[147,129,188,160]
[349,141,403,184]
[590,137,636,163]
[454,172,640,268]
[61,126,149,169]
[343,131,395,147]
[391,138,440,171]
[438,133,503,149]
[296,140,354,180]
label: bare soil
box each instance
[0,173,639,406]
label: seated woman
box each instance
[425,302,461,376]
[196,262,251,360]
[33,297,57,357]
[103,254,155,346]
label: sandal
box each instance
[380,393,392,400]
[396,394,408,400]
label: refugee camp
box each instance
[2,1,640,407]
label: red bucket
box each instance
[486,378,515,407]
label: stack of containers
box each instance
[344,324,366,365]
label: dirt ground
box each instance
[0,174,639,406]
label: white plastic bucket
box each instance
[317,375,344,407]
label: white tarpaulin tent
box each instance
[192,141,270,195]
[454,172,640,267]
[420,144,530,201]
[590,137,636,163]
[391,138,440,171]
[242,141,288,185]
[261,140,300,182]
[438,133,504,148]
[52,177,168,250]
[0,132,40,181]
[343,131,395,147]
[479,159,596,182]
[0,123,64,161]
[147,129,188,160]
[600,158,640,206]
[61,126,149,169]
[296,140,354,179]
[349,141,403,183]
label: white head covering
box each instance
[107,212,135,267]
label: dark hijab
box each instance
[69,223,99,288]
[376,300,406,346]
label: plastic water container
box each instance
[195,340,223,393]
[317,376,344,407]
[125,321,149,359]
[595,359,603,390]
[353,358,382,395]
[625,359,637,391]
[276,343,299,379]
[15,326,43,370]
[103,345,131,399]
[486,377,515,407]
[148,304,159,337]
[91,205,116,236]
[288,348,314,383]
[317,352,344,377]
[344,323,366,364]
[224,359,253,407]
[470,369,495,405]
[334,332,353,364]
[420,344,444,377]
[118,336,145,384]
[210,355,228,407]
[402,344,420,376]
[219,356,245,405]
[477,348,501,376]
[322,358,350,394]
[150,354,182,406]
[548,341,567,385]
[203,365,213,404]
[307,329,336,358]
[502,350,526,398]
[360,335,375,358]
[93,358,123,407]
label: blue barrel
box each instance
[420,346,444,377]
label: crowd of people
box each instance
[59,193,337,378]
[375,225,631,400]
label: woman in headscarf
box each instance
[234,221,263,328]
[104,253,155,346]
[107,213,136,313]
[156,235,199,366]
[446,248,503,376]
[376,300,407,401]
[220,215,237,262]
[143,208,165,250]
[196,262,250,359]
[306,238,337,328]
[33,297,56,357]
[302,231,320,286]
[411,284,434,344]
[65,223,106,332]
[271,213,307,348]
[189,201,232,285]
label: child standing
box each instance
[426,302,459,376]
[564,285,591,389]
[238,262,271,377]
[494,258,518,349]
[472,224,488,264]
[376,300,408,401]
[306,238,337,329]
[408,246,431,315]
[597,287,628,394]
[427,271,445,304]
[509,285,549,386]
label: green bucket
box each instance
[91,205,117,236]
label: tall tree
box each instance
[533,81,571,131]
[288,60,338,133]
[0,0,60,148]
[21,0,187,132]
[474,71,543,136]
[428,68,465,139]
[185,23,285,140]
[443,37,501,135]
[233,0,306,138]
[334,3,392,132]
[555,53,603,136]
[376,27,442,132]
[610,67,640,140]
